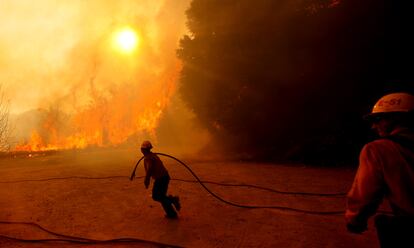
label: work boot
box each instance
[170,195,181,211]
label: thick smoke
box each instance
[2,0,209,155]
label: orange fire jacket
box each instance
[144,152,169,181]
[345,127,414,226]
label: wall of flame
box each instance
[0,0,195,152]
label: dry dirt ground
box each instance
[0,149,386,247]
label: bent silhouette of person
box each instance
[345,92,414,248]
[141,140,181,218]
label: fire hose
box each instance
[130,153,345,215]
[0,220,183,247]
[0,152,389,245]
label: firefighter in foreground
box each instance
[141,140,181,218]
[345,92,414,248]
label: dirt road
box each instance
[0,149,381,247]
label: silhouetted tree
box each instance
[178,0,413,163]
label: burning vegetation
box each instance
[2,0,197,153]
[12,77,176,152]
[2,0,413,163]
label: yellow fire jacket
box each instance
[345,128,414,226]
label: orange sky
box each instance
[0,0,190,114]
[0,0,210,152]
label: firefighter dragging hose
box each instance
[139,140,181,219]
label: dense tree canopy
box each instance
[177,0,413,163]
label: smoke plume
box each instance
[1,0,209,154]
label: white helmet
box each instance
[370,92,414,116]
[141,140,153,149]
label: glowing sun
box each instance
[113,27,139,54]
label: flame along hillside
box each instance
[1,1,191,154]
[12,73,178,152]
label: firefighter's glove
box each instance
[346,222,367,234]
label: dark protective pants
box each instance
[152,174,177,217]
[375,214,412,248]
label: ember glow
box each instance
[1,0,196,152]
